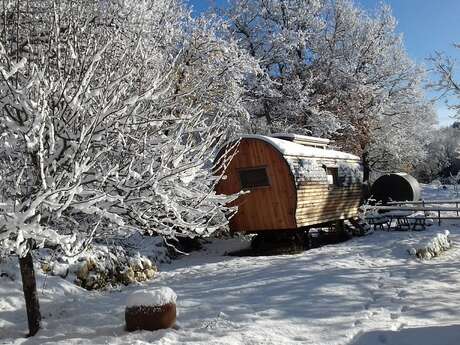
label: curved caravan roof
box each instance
[215,134,364,232]
[241,135,360,161]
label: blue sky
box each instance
[358,0,460,127]
[188,0,460,126]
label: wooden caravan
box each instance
[215,134,363,233]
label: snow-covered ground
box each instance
[3,184,460,345]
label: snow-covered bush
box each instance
[354,200,375,236]
[40,240,161,290]
[72,253,157,291]
[2,232,169,290]
[408,230,452,260]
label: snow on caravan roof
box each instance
[270,133,331,145]
[241,134,360,160]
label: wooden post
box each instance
[19,251,41,336]
[334,220,345,233]
[438,210,441,226]
[332,220,346,243]
[457,202,459,216]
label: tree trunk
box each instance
[362,152,371,183]
[263,100,272,125]
[19,251,41,337]
[334,219,345,234]
[360,152,372,204]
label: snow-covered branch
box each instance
[0,0,257,258]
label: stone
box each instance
[86,258,97,271]
[52,263,69,278]
[135,271,147,282]
[77,262,90,281]
[145,268,156,280]
[129,257,144,271]
[121,267,135,285]
[141,258,153,270]
[41,262,52,273]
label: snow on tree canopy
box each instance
[126,287,177,308]
[0,0,257,258]
[227,0,436,175]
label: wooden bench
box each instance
[365,215,391,231]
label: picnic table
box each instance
[365,211,425,231]
[364,204,460,231]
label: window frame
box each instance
[238,166,271,190]
[324,166,340,188]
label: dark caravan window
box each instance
[325,167,339,187]
[239,167,270,189]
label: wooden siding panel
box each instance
[296,210,360,227]
[216,139,297,232]
[297,197,361,209]
[296,203,361,216]
[294,160,362,226]
[287,156,363,188]
[296,209,360,221]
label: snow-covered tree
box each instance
[225,0,436,179]
[0,0,255,335]
[360,82,437,178]
[415,125,460,182]
[429,48,460,117]
[313,2,436,178]
[226,0,330,134]
[424,45,460,181]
